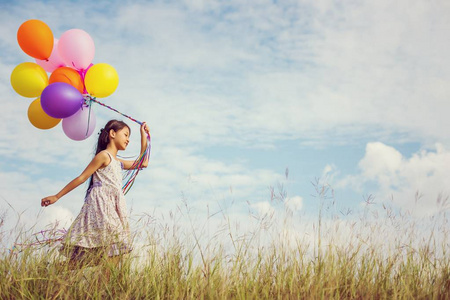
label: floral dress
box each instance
[61,150,131,259]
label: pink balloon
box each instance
[35,39,66,72]
[62,105,96,141]
[58,29,95,71]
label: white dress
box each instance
[61,150,131,258]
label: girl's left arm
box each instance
[41,152,109,207]
[119,122,150,170]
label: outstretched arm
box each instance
[41,152,109,207]
[119,122,150,170]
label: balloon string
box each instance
[85,104,92,137]
[85,95,144,125]
[85,95,151,195]
[9,228,68,254]
[122,135,151,195]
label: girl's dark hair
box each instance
[85,120,130,197]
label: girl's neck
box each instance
[105,145,119,158]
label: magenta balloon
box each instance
[62,106,96,141]
[58,29,95,70]
[41,82,83,118]
[35,39,66,72]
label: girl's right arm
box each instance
[41,151,109,207]
[119,122,150,170]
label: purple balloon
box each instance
[40,82,83,119]
[62,106,96,141]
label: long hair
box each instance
[85,120,130,197]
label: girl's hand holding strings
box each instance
[41,195,58,207]
[140,122,150,136]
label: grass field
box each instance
[1,185,449,299]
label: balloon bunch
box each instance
[11,19,119,141]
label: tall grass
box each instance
[1,183,449,299]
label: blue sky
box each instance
[1,0,449,245]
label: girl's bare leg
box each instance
[103,255,122,282]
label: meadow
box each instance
[1,183,449,299]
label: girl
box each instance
[41,119,149,268]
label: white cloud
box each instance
[0,169,79,246]
[250,201,274,217]
[285,196,303,212]
[337,142,450,216]
[36,205,74,229]
[127,144,284,212]
[358,142,403,180]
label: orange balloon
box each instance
[17,20,53,60]
[27,98,61,129]
[49,67,84,93]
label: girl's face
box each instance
[113,127,130,150]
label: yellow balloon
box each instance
[85,63,119,98]
[27,98,61,129]
[11,62,48,98]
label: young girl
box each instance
[41,119,149,267]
